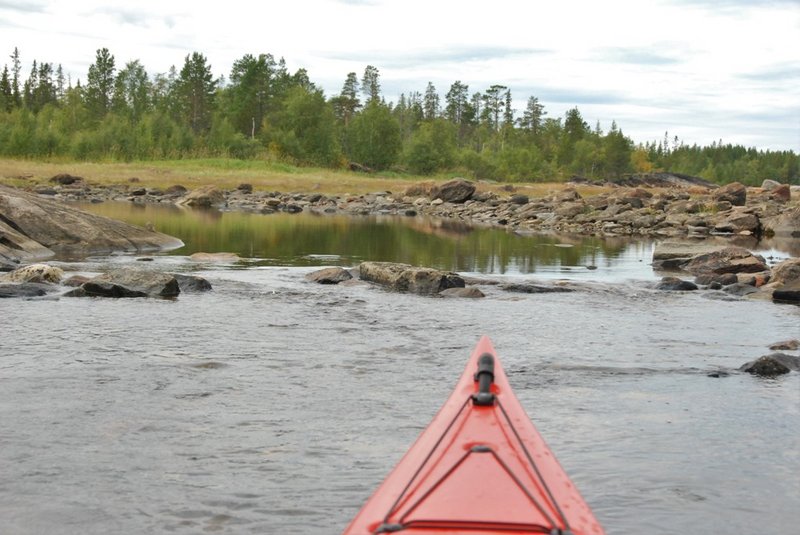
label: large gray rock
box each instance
[683,246,768,275]
[740,353,800,376]
[0,184,183,262]
[431,179,476,204]
[68,268,180,298]
[359,262,464,295]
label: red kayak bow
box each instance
[343,336,605,535]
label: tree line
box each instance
[0,47,797,185]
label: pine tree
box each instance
[85,48,116,119]
[175,52,217,134]
[333,72,360,126]
[0,66,12,112]
[361,65,380,104]
[444,81,469,125]
[519,96,545,137]
[423,82,439,120]
[113,60,151,121]
[482,84,507,131]
[10,47,21,108]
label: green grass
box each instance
[0,157,612,198]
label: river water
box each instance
[1,204,798,534]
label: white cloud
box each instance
[1,0,797,150]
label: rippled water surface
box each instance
[1,205,799,534]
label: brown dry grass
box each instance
[0,157,611,198]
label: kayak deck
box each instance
[343,336,605,535]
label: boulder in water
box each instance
[359,262,464,295]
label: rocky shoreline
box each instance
[27,174,800,242]
[2,175,799,304]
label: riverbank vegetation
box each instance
[1,47,797,185]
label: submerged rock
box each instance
[769,339,799,351]
[501,283,574,294]
[655,277,698,291]
[171,273,213,292]
[0,282,51,298]
[440,287,486,298]
[740,353,800,376]
[189,252,240,262]
[306,267,353,285]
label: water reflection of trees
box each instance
[80,203,650,273]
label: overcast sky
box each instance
[2,0,798,151]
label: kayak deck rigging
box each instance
[343,336,605,535]
[374,354,573,535]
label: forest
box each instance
[0,47,797,186]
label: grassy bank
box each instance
[0,157,610,198]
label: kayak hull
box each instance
[342,336,605,534]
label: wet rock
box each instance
[0,282,51,298]
[772,281,800,303]
[237,183,253,194]
[0,263,64,284]
[440,287,486,298]
[501,283,574,294]
[694,273,738,286]
[0,255,20,272]
[171,273,213,292]
[177,185,225,208]
[510,194,529,205]
[305,267,353,285]
[655,277,698,291]
[63,275,91,287]
[189,252,240,262]
[766,258,800,303]
[769,339,799,351]
[711,182,746,206]
[359,261,465,295]
[740,353,800,376]
[683,246,768,275]
[69,268,180,298]
[431,179,475,203]
[723,283,760,297]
